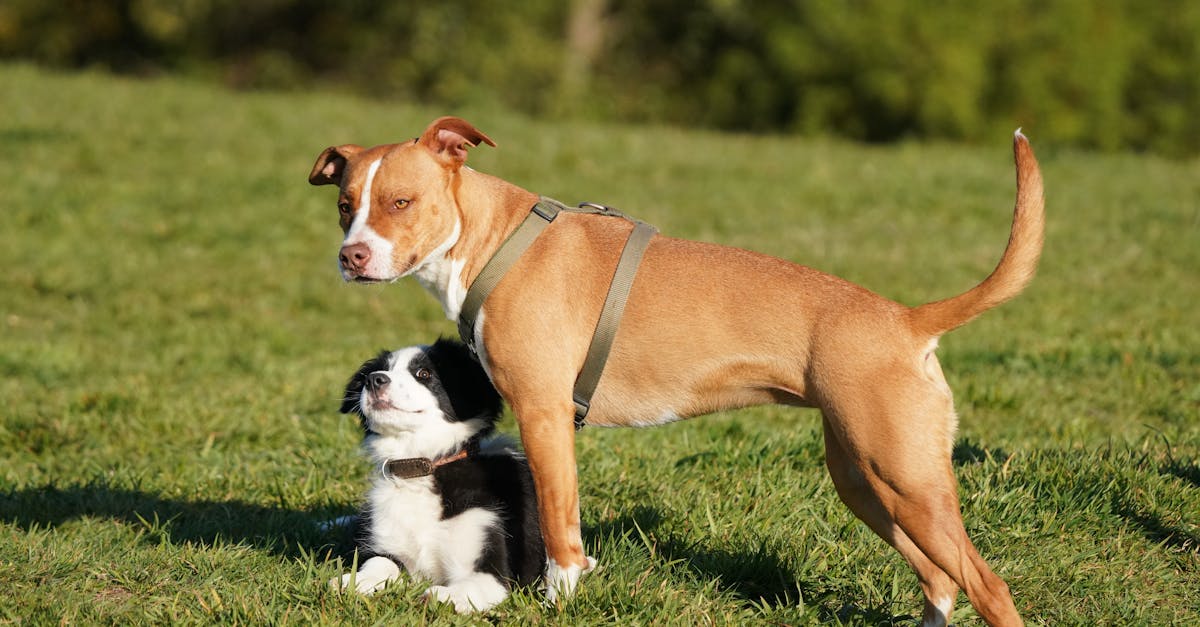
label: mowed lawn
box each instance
[1,64,1197,625]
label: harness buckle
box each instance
[578,202,620,216]
[532,202,559,222]
[572,395,590,428]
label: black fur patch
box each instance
[410,338,503,425]
[435,455,545,586]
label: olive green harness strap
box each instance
[572,217,656,422]
[456,199,564,346]
[456,197,658,429]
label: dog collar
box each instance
[381,438,480,480]
[456,197,657,430]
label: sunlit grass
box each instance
[1,64,1197,624]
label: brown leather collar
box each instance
[381,438,480,480]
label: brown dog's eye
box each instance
[414,368,432,381]
[337,201,351,216]
[393,199,411,211]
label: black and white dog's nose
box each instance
[366,372,391,391]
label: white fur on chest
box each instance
[410,219,466,320]
[365,475,499,584]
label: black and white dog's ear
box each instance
[341,350,391,414]
[339,376,364,414]
[427,337,503,421]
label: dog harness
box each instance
[457,197,658,429]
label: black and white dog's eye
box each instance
[415,368,432,381]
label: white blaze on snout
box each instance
[341,158,396,280]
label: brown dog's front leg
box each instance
[514,401,595,605]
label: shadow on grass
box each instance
[586,506,915,625]
[1112,495,1199,554]
[0,482,356,559]
[952,439,1010,466]
[1110,437,1200,554]
[1162,453,1200,488]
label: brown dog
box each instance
[309,117,1043,626]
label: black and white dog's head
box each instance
[341,338,502,458]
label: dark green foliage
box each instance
[1,1,1198,155]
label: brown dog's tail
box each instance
[909,130,1045,338]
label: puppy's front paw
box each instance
[424,585,472,613]
[423,574,508,613]
[331,573,378,594]
[543,556,598,606]
[331,556,401,595]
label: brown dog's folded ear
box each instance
[308,144,364,186]
[418,117,496,169]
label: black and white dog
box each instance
[333,338,545,612]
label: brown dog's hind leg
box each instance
[823,418,960,626]
[820,388,1022,626]
[888,491,1021,626]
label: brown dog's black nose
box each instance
[339,242,371,273]
[366,372,390,392]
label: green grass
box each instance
[1,63,1197,625]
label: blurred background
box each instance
[1,0,1198,156]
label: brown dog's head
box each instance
[309,117,495,283]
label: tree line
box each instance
[2,0,1197,156]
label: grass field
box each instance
[1,63,1197,625]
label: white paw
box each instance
[423,574,508,613]
[543,556,597,605]
[330,556,401,595]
